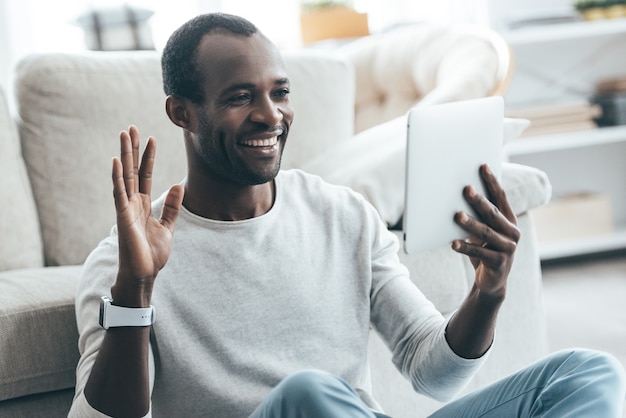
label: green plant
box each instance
[574,0,603,11]
[300,1,352,12]
[574,0,626,9]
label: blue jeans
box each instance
[249,369,381,418]
[249,349,626,418]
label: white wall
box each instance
[0,1,10,93]
[0,1,37,112]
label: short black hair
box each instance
[161,13,258,104]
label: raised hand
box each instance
[452,164,520,299]
[110,126,184,307]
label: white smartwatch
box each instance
[99,296,156,329]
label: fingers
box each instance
[452,164,521,258]
[120,129,135,197]
[455,188,520,242]
[139,137,156,196]
[454,209,518,254]
[452,237,504,263]
[452,211,515,270]
[120,126,156,197]
[160,185,184,233]
[480,164,516,224]
[130,126,140,194]
[112,157,128,213]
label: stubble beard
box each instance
[197,119,283,186]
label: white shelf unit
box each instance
[486,0,626,262]
[505,127,626,261]
[506,125,626,155]
[497,17,626,260]
[538,230,626,261]
[502,17,626,46]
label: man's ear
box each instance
[165,95,194,130]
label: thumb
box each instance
[160,184,184,232]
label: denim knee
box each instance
[276,369,351,405]
[550,348,626,401]
[561,348,625,385]
[250,369,375,418]
[583,349,625,391]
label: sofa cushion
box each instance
[15,51,354,266]
[0,266,81,401]
[0,84,43,270]
[0,388,74,418]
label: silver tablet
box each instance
[403,96,504,255]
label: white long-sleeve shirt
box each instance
[69,169,489,418]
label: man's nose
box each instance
[250,96,283,126]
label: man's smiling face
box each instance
[189,31,294,186]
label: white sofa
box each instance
[0,47,551,417]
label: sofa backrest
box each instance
[0,83,44,270]
[337,23,510,133]
[15,51,354,266]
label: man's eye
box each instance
[230,94,251,104]
[273,89,290,99]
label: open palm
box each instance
[111,126,183,305]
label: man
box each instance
[70,12,625,418]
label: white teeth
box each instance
[242,137,278,147]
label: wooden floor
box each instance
[541,250,626,417]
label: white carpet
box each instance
[541,252,626,417]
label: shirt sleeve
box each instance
[68,229,155,418]
[367,210,491,402]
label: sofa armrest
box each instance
[501,162,552,216]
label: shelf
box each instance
[502,18,626,46]
[495,9,626,262]
[505,125,626,156]
[539,227,626,261]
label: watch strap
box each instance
[100,296,155,329]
